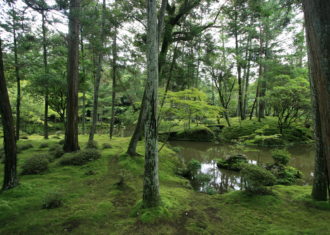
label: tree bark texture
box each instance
[0,39,18,190]
[64,0,80,152]
[143,0,160,208]
[303,0,330,200]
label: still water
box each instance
[169,141,315,193]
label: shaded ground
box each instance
[0,135,329,234]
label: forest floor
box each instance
[0,135,330,235]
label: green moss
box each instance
[0,135,329,235]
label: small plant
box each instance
[21,155,49,175]
[102,143,112,149]
[187,159,201,175]
[241,164,276,194]
[59,149,101,166]
[17,143,33,152]
[271,149,291,165]
[42,191,64,209]
[86,140,98,149]
[39,143,49,149]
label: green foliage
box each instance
[59,149,101,166]
[21,155,49,175]
[171,127,215,141]
[42,191,64,209]
[271,149,291,165]
[161,89,222,129]
[241,164,276,194]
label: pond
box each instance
[169,141,315,194]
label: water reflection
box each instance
[170,141,315,193]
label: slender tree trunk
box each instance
[64,0,80,152]
[88,0,106,143]
[0,39,18,190]
[110,25,117,139]
[143,0,160,208]
[234,9,244,121]
[80,29,86,135]
[42,10,49,139]
[303,0,330,200]
[13,15,20,141]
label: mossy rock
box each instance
[217,155,248,171]
[167,127,215,142]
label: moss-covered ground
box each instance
[0,135,329,234]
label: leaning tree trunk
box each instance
[143,0,160,208]
[0,39,18,190]
[42,10,49,139]
[303,0,330,200]
[64,0,80,152]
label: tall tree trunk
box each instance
[64,0,80,152]
[143,0,160,208]
[110,25,117,139]
[234,9,244,120]
[80,28,86,135]
[88,0,106,143]
[13,14,20,140]
[0,39,18,190]
[42,10,49,139]
[303,0,330,200]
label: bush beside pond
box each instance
[217,155,248,171]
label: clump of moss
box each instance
[102,143,112,149]
[50,146,65,160]
[21,155,49,175]
[58,139,65,145]
[17,143,33,152]
[39,143,49,149]
[86,140,98,149]
[241,164,276,194]
[59,149,101,166]
[131,200,171,223]
[42,191,64,209]
[170,127,215,142]
[217,155,248,171]
[21,136,29,140]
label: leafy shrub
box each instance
[217,155,248,171]
[271,149,291,165]
[282,126,313,143]
[21,155,49,175]
[58,139,65,145]
[49,144,61,152]
[51,135,61,139]
[59,149,101,166]
[42,191,64,209]
[17,143,34,152]
[241,164,276,194]
[39,143,49,149]
[102,143,112,149]
[86,140,98,149]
